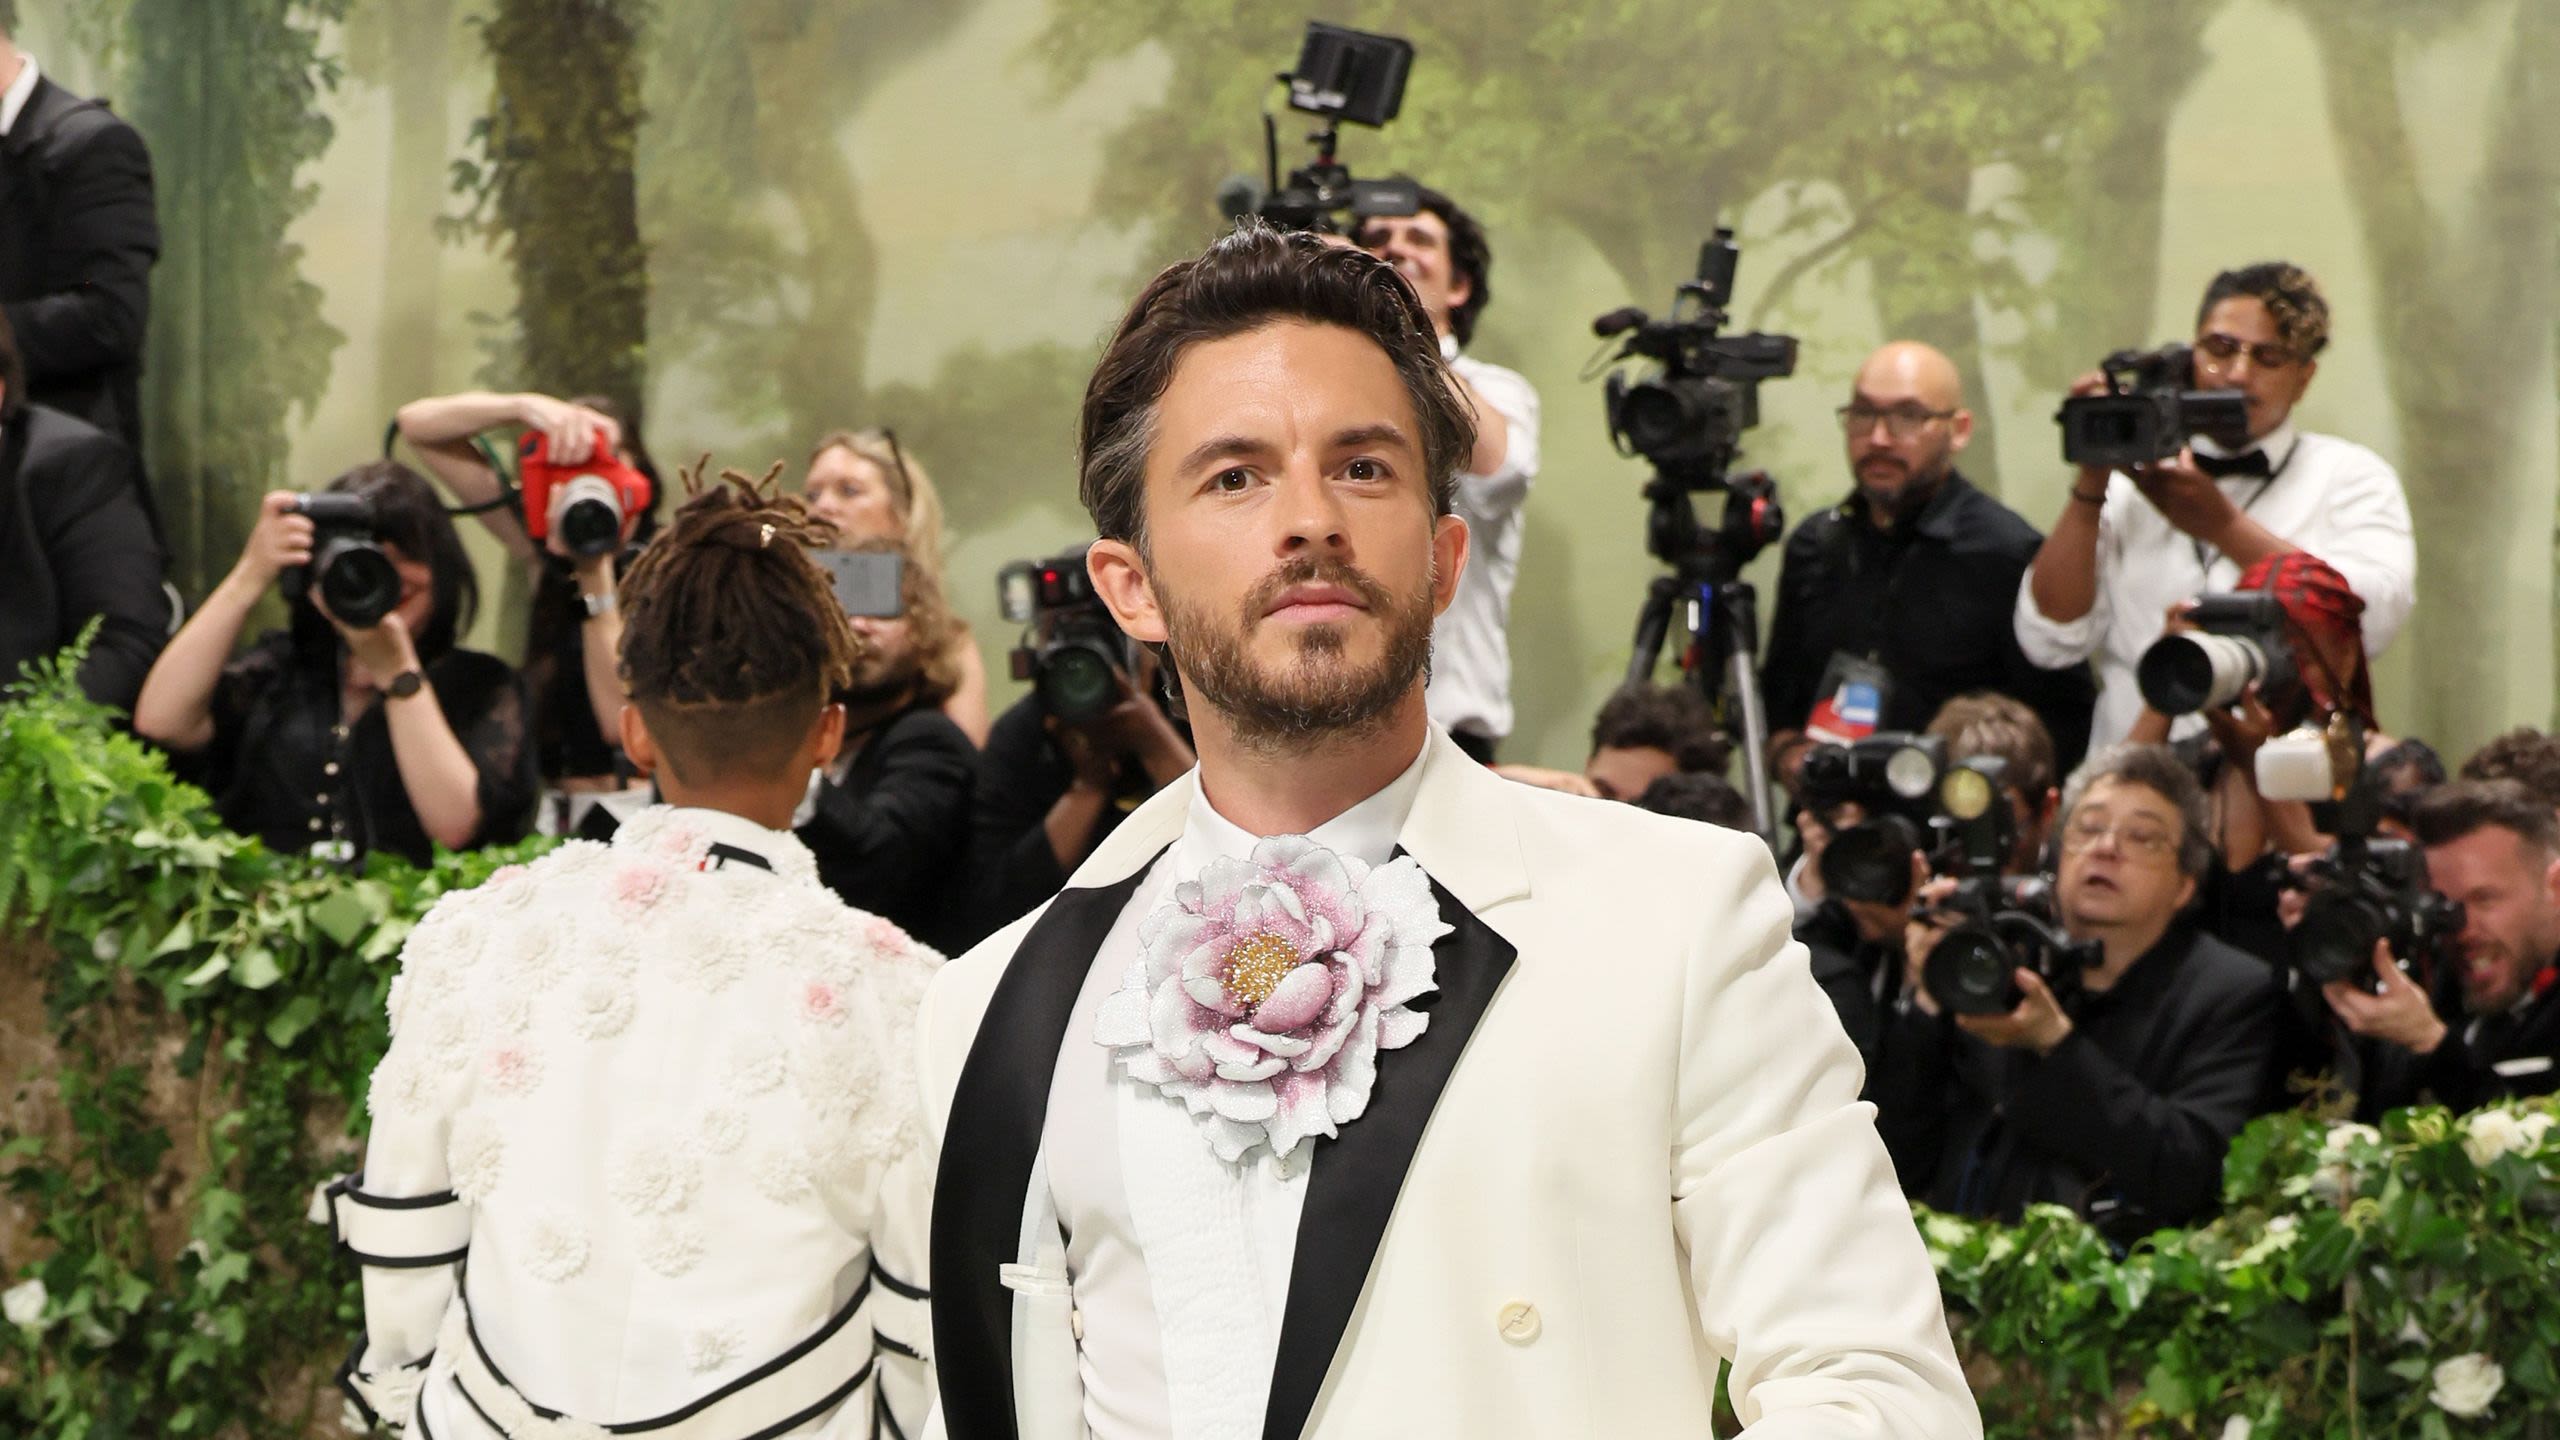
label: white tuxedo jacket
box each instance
[916,729,1979,1439]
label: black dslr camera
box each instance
[998,546,1137,725]
[2055,343,2251,468]
[1218,22,1420,234]
[2136,591,2299,718]
[1799,734,2013,908]
[1924,875,2103,1017]
[283,493,401,628]
[2287,768,2465,992]
[1593,229,1799,492]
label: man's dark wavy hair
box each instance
[1077,219,1476,556]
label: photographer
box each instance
[802,428,991,745]
[1926,691,2061,872]
[796,535,978,953]
[1878,744,2279,1244]
[1357,186,1539,763]
[131,462,536,865]
[2461,728,2560,816]
[2018,262,2416,752]
[965,643,1194,948]
[1496,682,1728,803]
[1764,342,2095,781]
[0,306,170,708]
[2330,779,2560,1113]
[393,389,656,813]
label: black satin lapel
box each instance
[929,856,1163,1440]
[1263,869,1517,1440]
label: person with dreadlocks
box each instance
[329,465,936,1440]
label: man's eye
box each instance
[1345,458,1386,481]
[1211,468,1252,493]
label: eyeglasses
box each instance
[1836,403,1957,440]
[2061,813,2180,860]
[860,425,916,502]
[2195,332,2302,372]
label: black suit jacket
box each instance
[800,702,980,955]
[0,74,160,454]
[0,402,169,709]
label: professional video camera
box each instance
[1923,874,2103,1017]
[2135,590,2300,718]
[1593,229,1799,491]
[2055,343,2251,469]
[1216,22,1420,235]
[998,545,1139,725]
[518,431,655,559]
[282,493,401,628]
[1601,229,1800,835]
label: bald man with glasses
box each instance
[1762,341,2097,804]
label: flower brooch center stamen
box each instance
[1222,929,1301,1014]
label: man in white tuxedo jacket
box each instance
[918,222,1979,1440]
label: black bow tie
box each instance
[2195,448,2271,479]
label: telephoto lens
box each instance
[2136,630,2271,714]
[1923,922,2025,1016]
[1038,636,1123,725]
[290,493,401,628]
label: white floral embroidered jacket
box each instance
[339,806,938,1439]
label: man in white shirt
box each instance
[1357,186,1538,763]
[919,222,1977,1439]
[2015,261,2415,749]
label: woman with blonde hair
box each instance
[803,427,990,744]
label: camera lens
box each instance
[2293,891,2388,987]
[1818,817,1924,906]
[1925,924,2021,1017]
[2137,631,2266,715]
[555,476,625,558]
[1041,640,1120,724]
[313,537,401,628]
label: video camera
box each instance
[282,493,401,629]
[998,545,1138,725]
[1218,22,1420,235]
[1799,733,2013,907]
[2055,343,2251,469]
[1592,229,1799,491]
[518,432,654,559]
[2136,590,2299,718]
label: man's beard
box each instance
[839,655,919,709]
[1858,453,1951,525]
[1156,554,1433,753]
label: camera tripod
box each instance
[1623,470,1784,837]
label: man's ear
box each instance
[1088,538,1166,644]
[618,703,661,780]
[1445,270,1473,318]
[808,702,846,771]
[1430,512,1470,620]
[1947,407,1975,455]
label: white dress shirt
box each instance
[1043,747,1430,1439]
[1,53,40,136]
[2012,419,2416,749]
[1425,333,1541,744]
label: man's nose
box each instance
[1274,466,1350,554]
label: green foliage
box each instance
[0,646,550,1436]
[1933,1102,2560,1438]
[123,0,351,600]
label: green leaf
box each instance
[195,1249,250,1298]
[151,917,197,957]
[309,887,371,946]
[233,946,283,991]
[179,954,229,987]
[262,995,323,1049]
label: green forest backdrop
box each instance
[16,0,2558,767]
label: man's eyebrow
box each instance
[1172,433,1276,476]
[1330,422,1414,454]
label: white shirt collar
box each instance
[0,54,40,137]
[1183,740,1431,871]
[1438,330,1461,363]
[2195,416,2299,469]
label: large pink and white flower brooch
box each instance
[1095,836,1450,1165]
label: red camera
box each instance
[519,431,653,557]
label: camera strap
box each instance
[380,417,526,518]
[2188,437,2297,574]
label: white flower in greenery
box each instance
[638,1217,705,1277]
[2397,1315,2430,1348]
[4,1278,49,1330]
[91,930,121,963]
[688,1323,741,1374]
[2518,1110,2556,1151]
[2219,1419,2251,1440]
[610,1132,699,1217]
[567,976,634,1042]
[2320,1122,2381,1158]
[447,1111,506,1204]
[2461,1110,2532,1168]
[523,1212,590,1283]
[2429,1353,2504,1418]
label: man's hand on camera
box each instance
[1901,877,1961,1018]
[1052,671,1195,791]
[518,394,621,467]
[228,490,314,593]
[2323,941,2448,1055]
[1955,968,2074,1056]
[2129,448,2241,543]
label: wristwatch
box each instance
[580,590,616,619]
[382,669,426,700]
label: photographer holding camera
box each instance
[132,462,536,865]
[393,389,657,822]
[1877,743,2279,1243]
[2330,779,2560,1113]
[2018,262,2415,752]
[1357,186,1538,763]
[1764,342,2095,782]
